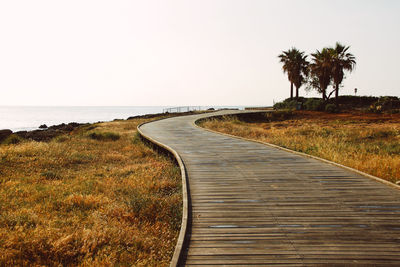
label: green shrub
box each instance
[304,98,324,111]
[325,103,338,113]
[88,131,120,141]
[338,95,379,107]
[274,99,297,110]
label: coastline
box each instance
[0,110,219,143]
[0,112,168,143]
[0,106,244,132]
[0,106,171,132]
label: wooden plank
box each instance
[139,110,400,266]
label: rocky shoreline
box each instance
[0,112,166,144]
[0,112,165,143]
[0,122,87,143]
[0,110,213,144]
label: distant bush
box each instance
[325,103,338,113]
[88,131,120,141]
[369,96,400,113]
[335,95,400,111]
[337,95,379,107]
[274,96,400,112]
[304,98,324,111]
[2,134,23,145]
[274,99,298,110]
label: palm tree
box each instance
[310,48,333,100]
[278,48,309,100]
[278,48,297,99]
[292,52,309,99]
[330,42,356,106]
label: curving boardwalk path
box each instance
[139,110,400,266]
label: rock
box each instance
[0,129,13,142]
[207,108,215,111]
[39,124,48,129]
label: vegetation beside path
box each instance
[199,111,400,184]
[0,116,182,266]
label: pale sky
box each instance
[0,0,399,106]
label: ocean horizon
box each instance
[0,106,244,132]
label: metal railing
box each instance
[163,106,202,113]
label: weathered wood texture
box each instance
[139,111,400,266]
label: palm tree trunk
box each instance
[335,83,339,107]
[290,82,293,99]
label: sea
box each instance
[0,106,243,132]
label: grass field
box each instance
[0,116,181,266]
[199,111,400,184]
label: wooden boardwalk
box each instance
[139,110,400,266]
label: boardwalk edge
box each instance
[137,120,189,267]
[194,116,400,191]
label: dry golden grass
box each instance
[200,111,400,184]
[0,117,181,266]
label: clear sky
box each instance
[0,0,399,106]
